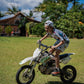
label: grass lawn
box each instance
[0,37,84,84]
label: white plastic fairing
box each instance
[19,57,33,65]
[19,48,41,65]
[33,48,41,58]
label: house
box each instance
[0,12,41,36]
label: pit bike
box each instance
[16,42,77,84]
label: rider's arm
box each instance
[51,40,64,49]
[51,32,65,49]
[56,40,64,47]
[40,34,48,42]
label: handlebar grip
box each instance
[37,40,41,44]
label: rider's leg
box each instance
[54,50,61,68]
[49,48,55,54]
[52,49,61,75]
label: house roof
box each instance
[0,14,14,20]
[0,12,41,24]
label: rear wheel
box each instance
[16,65,35,84]
[60,65,77,83]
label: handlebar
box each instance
[38,42,51,50]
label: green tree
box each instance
[5,26,12,36]
[32,0,84,38]
[29,11,33,18]
[31,22,45,37]
[6,6,20,15]
[56,7,84,38]
[25,22,33,37]
[42,2,66,22]
[32,0,67,36]
[61,0,69,8]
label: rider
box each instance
[38,20,69,76]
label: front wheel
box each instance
[16,65,35,84]
[60,65,77,83]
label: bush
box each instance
[31,23,45,37]
[5,26,12,36]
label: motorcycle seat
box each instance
[59,54,69,60]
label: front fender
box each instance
[19,57,33,65]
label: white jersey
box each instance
[47,28,69,42]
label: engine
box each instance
[38,60,56,75]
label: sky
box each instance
[67,0,84,10]
[0,0,84,21]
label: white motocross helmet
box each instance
[45,20,54,27]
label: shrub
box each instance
[5,26,12,36]
[31,23,45,37]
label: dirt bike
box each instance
[16,42,77,84]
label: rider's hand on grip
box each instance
[37,40,41,44]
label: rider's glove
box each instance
[37,40,41,44]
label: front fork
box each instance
[26,61,37,77]
[27,53,41,76]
